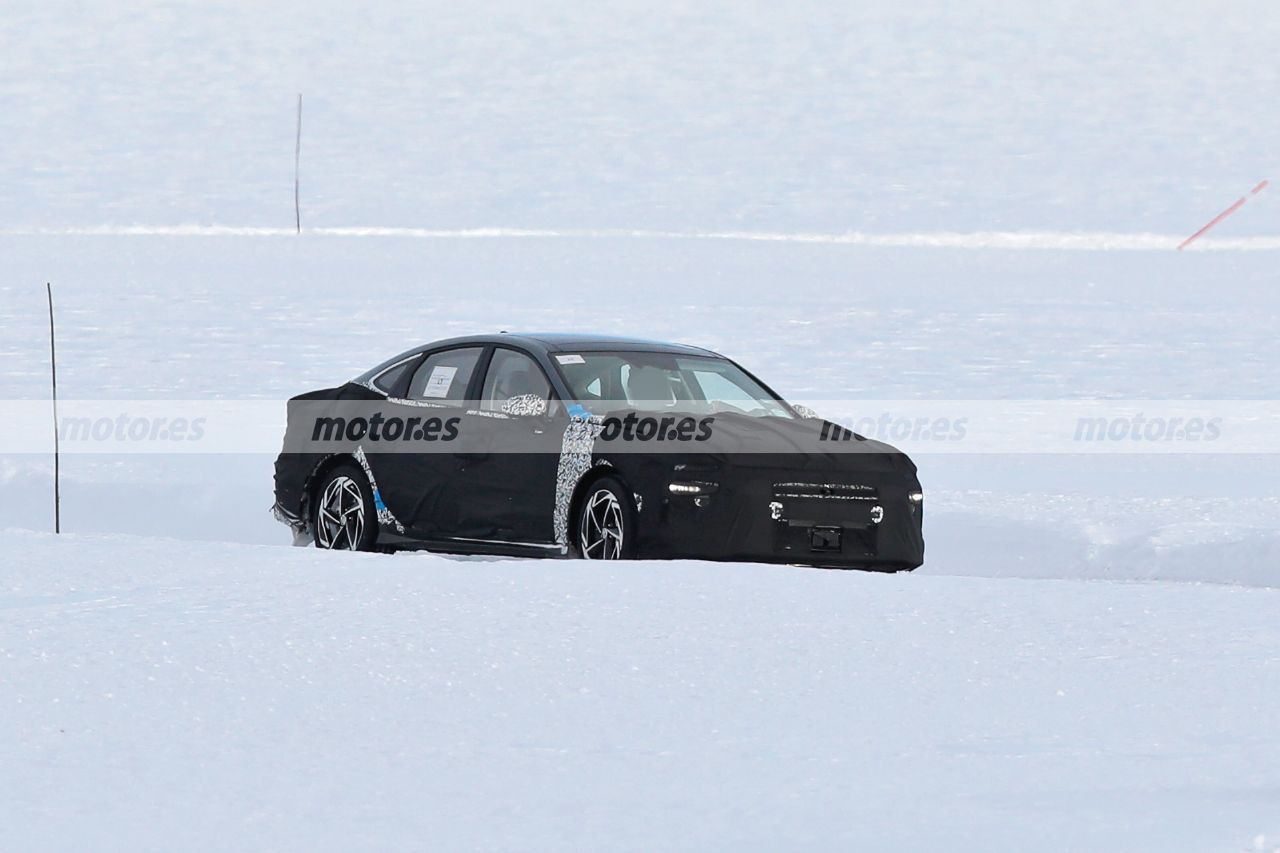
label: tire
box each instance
[574,475,636,560]
[311,462,379,552]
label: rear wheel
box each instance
[312,463,378,551]
[575,476,635,560]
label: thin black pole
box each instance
[294,93,302,234]
[47,282,60,534]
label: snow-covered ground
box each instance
[3,0,1279,848]
[3,0,1278,235]
[4,531,1279,851]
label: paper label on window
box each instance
[422,365,458,398]
[555,354,586,365]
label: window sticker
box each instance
[556,354,586,365]
[422,365,459,398]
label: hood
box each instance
[607,411,918,479]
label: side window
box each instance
[621,363,691,408]
[481,349,551,412]
[371,358,416,396]
[559,361,609,402]
[406,347,482,404]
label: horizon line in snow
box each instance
[2,224,1279,251]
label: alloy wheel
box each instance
[579,488,625,559]
[316,475,366,550]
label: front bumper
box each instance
[640,476,925,570]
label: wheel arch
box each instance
[566,464,641,554]
[300,453,360,534]
[568,465,622,535]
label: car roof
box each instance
[354,333,724,385]
[416,333,720,357]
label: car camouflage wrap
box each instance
[273,333,924,570]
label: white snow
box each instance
[3,530,1279,851]
[2,0,1279,847]
[3,225,1280,250]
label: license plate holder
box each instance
[810,525,843,552]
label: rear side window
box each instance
[406,347,482,404]
[480,349,552,412]
[371,359,416,395]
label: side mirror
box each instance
[502,393,549,418]
[792,404,821,420]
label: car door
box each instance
[363,345,484,538]
[452,346,565,545]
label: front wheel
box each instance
[575,476,636,560]
[312,463,378,551]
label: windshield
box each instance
[552,352,793,419]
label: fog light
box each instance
[668,481,718,495]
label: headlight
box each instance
[908,491,924,503]
[668,481,719,495]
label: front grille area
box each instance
[769,481,882,559]
[772,482,878,502]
